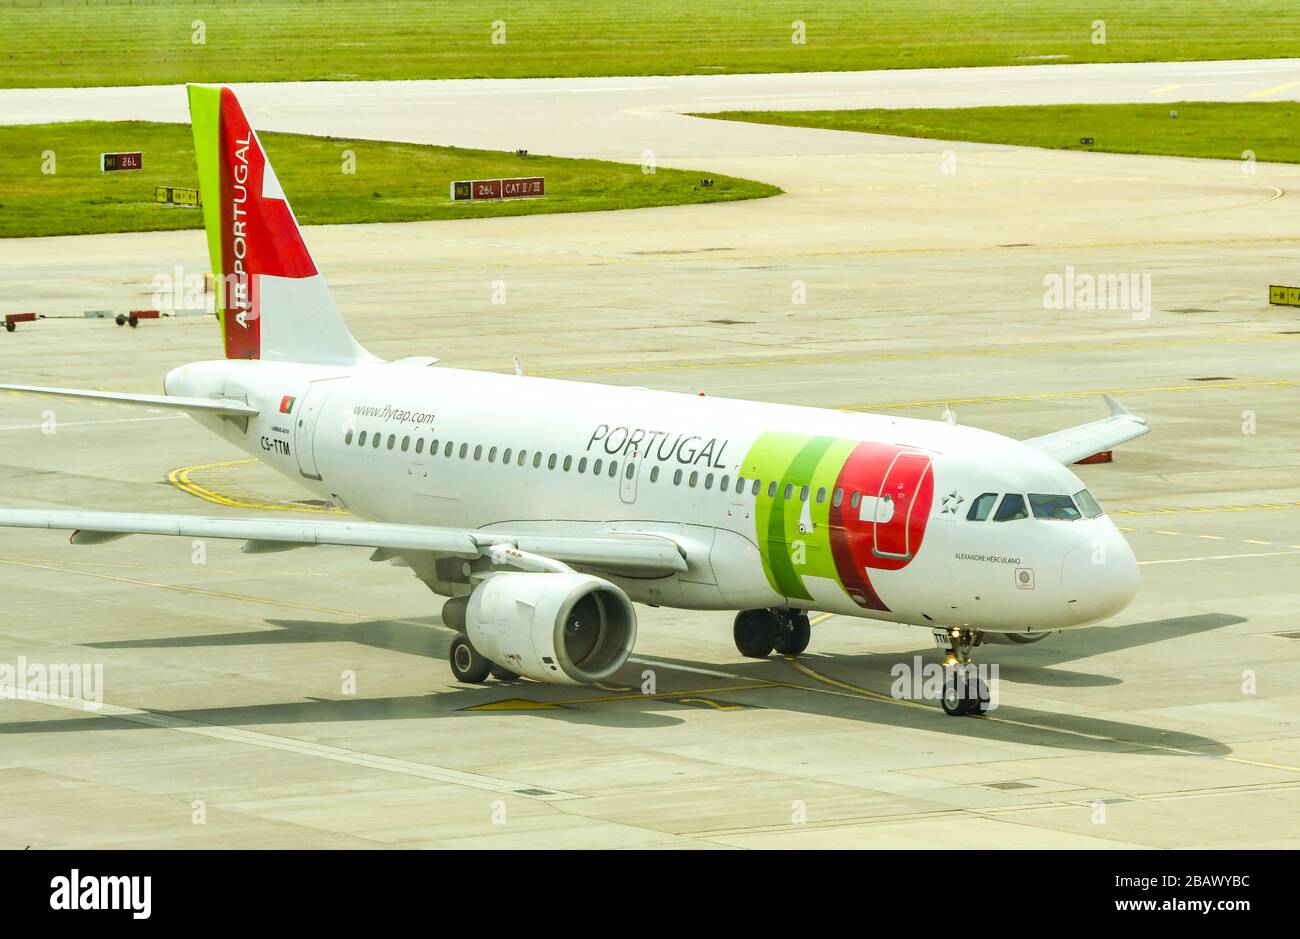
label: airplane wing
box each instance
[1023,395,1150,465]
[0,384,258,417]
[0,509,688,577]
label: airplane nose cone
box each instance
[1061,528,1140,624]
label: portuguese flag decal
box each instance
[279,395,296,414]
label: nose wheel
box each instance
[937,627,990,716]
[941,670,990,716]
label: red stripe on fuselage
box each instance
[827,442,935,612]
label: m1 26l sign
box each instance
[101,151,143,173]
[450,177,545,202]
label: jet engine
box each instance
[458,572,637,685]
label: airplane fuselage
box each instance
[166,358,1140,634]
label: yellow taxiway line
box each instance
[168,458,350,515]
[1248,80,1300,99]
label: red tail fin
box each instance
[189,85,371,365]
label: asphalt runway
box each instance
[1,62,1298,847]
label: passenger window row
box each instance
[342,428,887,508]
[345,428,625,478]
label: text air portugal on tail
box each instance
[187,84,372,366]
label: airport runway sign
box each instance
[1269,285,1300,307]
[451,176,545,202]
[101,151,142,172]
[154,186,201,207]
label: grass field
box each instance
[0,0,1295,88]
[0,121,778,238]
[700,102,1300,164]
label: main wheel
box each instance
[449,633,492,683]
[733,610,777,658]
[489,664,520,681]
[774,613,811,656]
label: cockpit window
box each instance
[993,493,1029,522]
[1073,488,1104,518]
[966,492,998,521]
[1029,493,1082,520]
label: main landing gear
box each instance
[449,634,492,683]
[733,608,811,658]
[938,626,990,717]
[448,633,519,683]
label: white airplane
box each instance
[0,86,1149,716]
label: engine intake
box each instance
[465,572,637,685]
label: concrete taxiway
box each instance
[1,62,1299,848]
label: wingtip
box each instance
[1104,394,1147,425]
[1103,394,1131,417]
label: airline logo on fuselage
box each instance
[587,424,729,468]
[229,134,251,328]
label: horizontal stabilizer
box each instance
[0,384,259,417]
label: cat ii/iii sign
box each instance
[450,177,544,202]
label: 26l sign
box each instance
[102,151,143,173]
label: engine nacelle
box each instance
[465,572,637,685]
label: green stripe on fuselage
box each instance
[742,432,856,602]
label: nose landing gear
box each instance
[938,626,990,717]
[733,608,812,658]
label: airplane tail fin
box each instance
[187,84,374,366]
